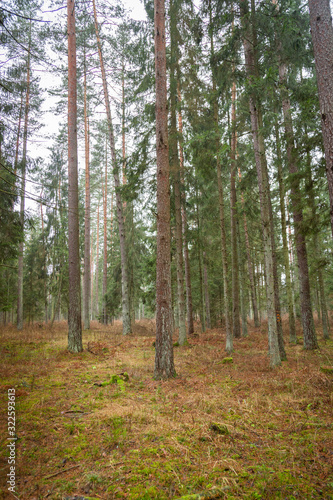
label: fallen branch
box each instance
[43,464,80,480]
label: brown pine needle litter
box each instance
[0,318,332,499]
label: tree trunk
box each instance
[83,56,91,330]
[95,201,100,319]
[177,83,194,335]
[274,119,296,343]
[230,80,241,338]
[154,0,176,379]
[67,0,82,352]
[240,0,281,366]
[93,0,131,335]
[209,9,232,353]
[203,251,211,330]
[170,1,186,345]
[307,0,333,241]
[238,167,260,328]
[279,63,318,350]
[103,152,108,325]
[17,27,31,332]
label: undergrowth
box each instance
[0,319,332,499]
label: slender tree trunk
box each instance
[203,251,211,329]
[209,10,232,352]
[67,0,82,352]
[103,151,108,325]
[95,201,100,319]
[274,119,297,343]
[40,194,48,324]
[279,63,318,350]
[307,0,333,241]
[17,28,31,332]
[177,83,194,335]
[230,80,241,338]
[14,91,24,178]
[196,199,206,333]
[83,57,91,330]
[240,0,280,366]
[238,167,260,327]
[169,1,186,345]
[154,0,176,379]
[93,0,131,335]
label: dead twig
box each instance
[42,464,80,480]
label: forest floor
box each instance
[0,319,333,500]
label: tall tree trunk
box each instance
[177,83,194,335]
[170,0,186,345]
[67,0,82,352]
[196,199,206,333]
[240,0,281,366]
[279,63,318,350]
[17,26,31,332]
[154,0,176,379]
[93,0,131,335]
[274,119,297,343]
[209,7,232,352]
[83,56,91,330]
[40,194,48,324]
[95,201,100,319]
[238,167,260,327]
[307,0,333,241]
[230,80,241,338]
[103,150,108,325]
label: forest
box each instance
[1,0,333,498]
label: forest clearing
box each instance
[0,319,333,500]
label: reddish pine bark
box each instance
[67,0,82,352]
[154,0,176,379]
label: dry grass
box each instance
[0,318,333,500]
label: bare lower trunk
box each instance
[67,0,82,352]
[154,0,176,379]
[203,251,211,330]
[95,202,100,318]
[238,168,260,328]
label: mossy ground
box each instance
[0,318,332,499]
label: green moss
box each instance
[222,357,233,364]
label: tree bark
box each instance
[154,0,176,379]
[307,0,333,241]
[240,0,280,366]
[230,80,241,338]
[209,7,232,352]
[103,151,108,325]
[238,168,260,328]
[67,0,82,352]
[177,84,194,336]
[17,26,31,332]
[93,0,131,335]
[170,0,186,345]
[274,119,296,343]
[279,63,317,350]
[95,200,100,319]
[83,56,91,330]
